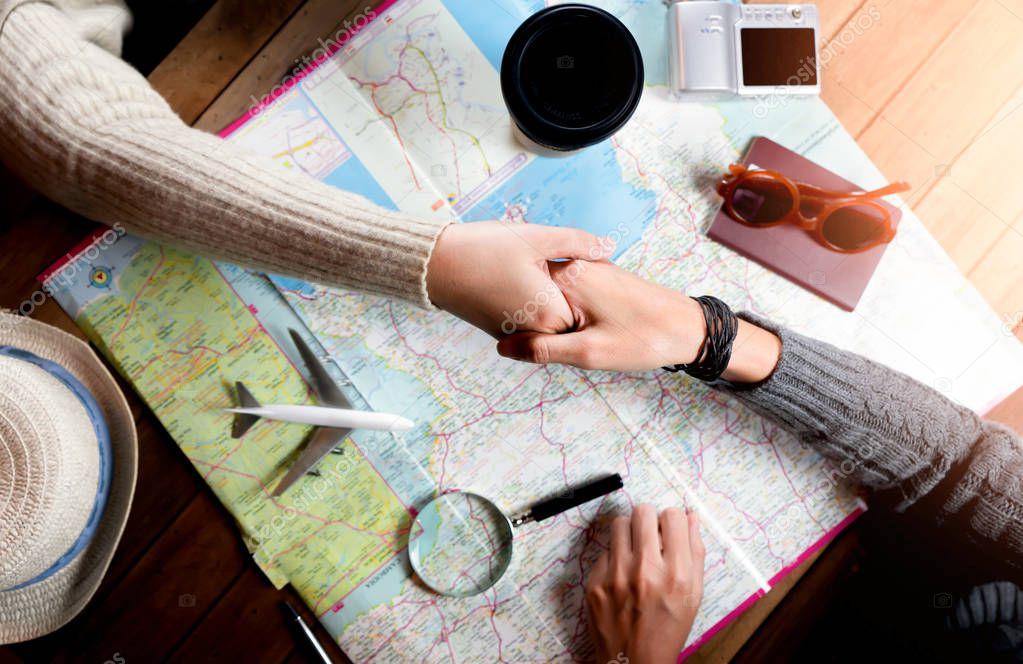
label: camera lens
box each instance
[501,4,644,153]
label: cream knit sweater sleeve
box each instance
[0,1,451,307]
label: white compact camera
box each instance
[668,1,821,99]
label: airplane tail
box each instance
[231,381,262,438]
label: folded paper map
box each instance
[43,0,1023,661]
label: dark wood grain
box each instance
[166,566,295,664]
[31,496,248,663]
[0,647,22,664]
[148,0,307,124]
[166,568,351,664]
[731,526,866,663]
[194,0,373,133]
[988,385,1023,433]
[0,199,97,319]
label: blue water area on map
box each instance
[461,140,658,258]
[322,550,413,631]
[445,0,673,85]
[443,0,538,70]
[321,153,397,210]
[295,87,400,211]
[338,351,447,494]
[271,276,320,299]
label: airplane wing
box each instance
[288,328,352,408]
[272,329,355,497]
[271,425,349,497]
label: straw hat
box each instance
[0,311,137,643]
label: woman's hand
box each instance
[426,222,613,337]
[585,505,705,664]
[496,261,781,382]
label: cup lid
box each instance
[501,4,644,152]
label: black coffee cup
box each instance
[501,4,644,154]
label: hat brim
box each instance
[0,313,137,644]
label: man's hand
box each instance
[426,222,613,337]
[585,505,705,664]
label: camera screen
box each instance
[740,28,817,86]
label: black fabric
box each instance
[121,0,214,75]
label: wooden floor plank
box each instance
[87,416,202,587]
[35,496,249,663]
[941,94,1023,227]
[977,77,1023,135]
[858,0,1023,205]
[913,81,1023,274]
[821,0,976,137]
[149,0,307,124]
[966,228,1023,321]
[988,386,1023,433]
[166,569,351,664]
[816,0,868,40]
[194,0,372,133]
[0,201,98,320]
[166,567,296,664]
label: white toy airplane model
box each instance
[227,329,414,497]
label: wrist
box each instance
[721,319,781,384]
[666,295,706,366]
[668,298,781,384]
[425,224,456,310]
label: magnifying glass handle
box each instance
[512,473,624,526]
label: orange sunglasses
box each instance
[717,164,911,253]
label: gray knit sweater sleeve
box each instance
[720,312,1023,562]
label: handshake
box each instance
[425,221,780,382]
[425,220,692,370]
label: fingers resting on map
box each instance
[585,505,705,664]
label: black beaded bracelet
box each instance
[662,296,738,382]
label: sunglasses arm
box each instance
[858,181,911,199]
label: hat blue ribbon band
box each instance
[0,346,112,592]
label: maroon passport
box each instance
[707,137,902,311]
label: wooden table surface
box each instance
[2,1,1022,662]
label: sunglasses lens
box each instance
[731,178,793,225]
[821,204,888,251]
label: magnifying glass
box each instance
[407,473,624,597]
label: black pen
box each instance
[282,601,331,664]
[511,473,624,526]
